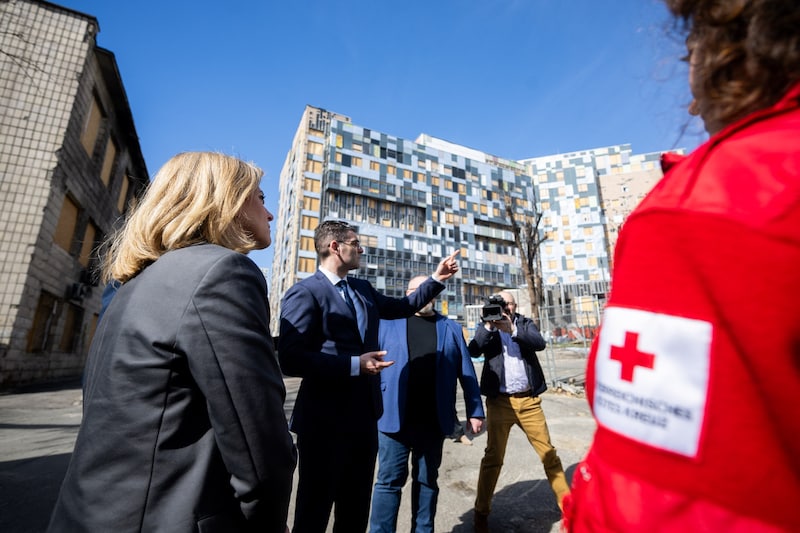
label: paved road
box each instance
[0,359,595,533]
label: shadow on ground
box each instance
[0,452,71,533]
[447,463,577,532]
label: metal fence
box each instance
[536,299,605,393]
[464,297,605,394]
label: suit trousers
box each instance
[475,395,570,514]
[293,427,378,533]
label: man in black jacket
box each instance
[468,291,570,532]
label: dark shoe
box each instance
[474,510,489,533]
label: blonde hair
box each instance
[102,152,263,283]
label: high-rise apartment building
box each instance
[271,107,678,334]
[595,150,672,265]
[520,146,680,295]
[0,0,149,387]
[270,106,536,330]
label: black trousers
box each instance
[292,426,379,533]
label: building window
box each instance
[54,195,80,252]
[303,177,321,193]
[307,140,324,156]
[81,94,104,156]
[301,215,318,230]
[27,291,59,352]
[300,236,315,251]
[78,221,98,267]
[305,159,323,174]
[117,174,131,212]
[59,302,85,352]
[100,137,117,186]
[302,196,320,211]
[298,257,316,273]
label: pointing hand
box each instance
[434,250,461,281]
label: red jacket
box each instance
[565,83,800,532]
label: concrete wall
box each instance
[0,0,148,388]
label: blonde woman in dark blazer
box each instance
[48,152,296,533]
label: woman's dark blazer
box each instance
[47,244,296,533]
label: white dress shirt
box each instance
[319,267,364,376]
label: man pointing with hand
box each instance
[279,220,460,533]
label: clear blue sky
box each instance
[60,0,706,269]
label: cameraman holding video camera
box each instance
[468,291,570,532]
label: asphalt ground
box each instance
[0,357,595,533]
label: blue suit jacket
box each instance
[377,312,484,435]
[279,271,444,435]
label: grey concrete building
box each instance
[0,0,149,388]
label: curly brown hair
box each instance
[666,0,800,133]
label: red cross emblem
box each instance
[609,331,655,382]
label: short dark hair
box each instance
[314,220,357,258]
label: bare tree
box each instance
[502,191,546,324]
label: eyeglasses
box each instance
[339,239,362,248]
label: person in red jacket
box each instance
[564,1,800,531]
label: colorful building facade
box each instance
[270,105,680,333]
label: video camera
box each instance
[480,294,508,322]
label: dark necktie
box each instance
[337,280,357,317]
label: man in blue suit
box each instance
[369,275,484,533]
[279,221,460,533]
